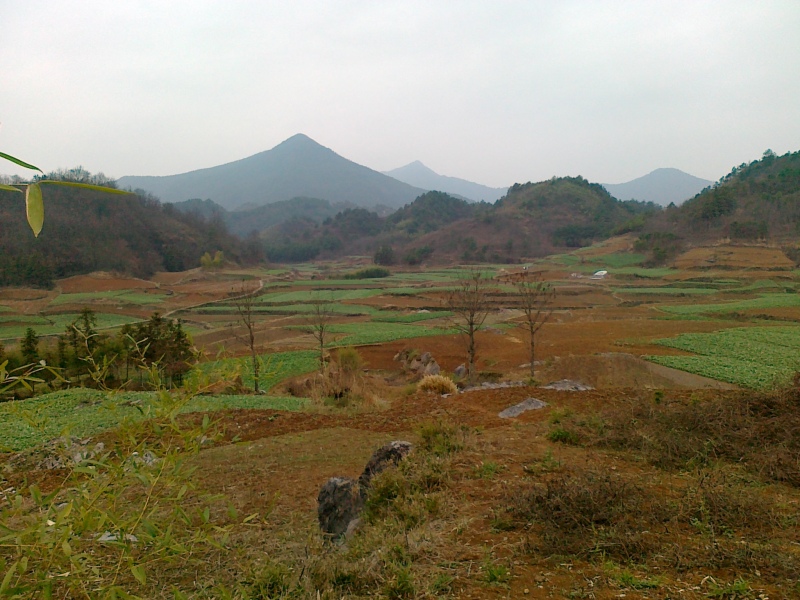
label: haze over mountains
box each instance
[383,161,507,202]
[603,168,713,206]
[118,133,713,212]
[118,134,425,211]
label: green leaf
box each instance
[38,180,132,195]
[0,151,42,172]
[0,183,21,193]
[25,183,44,237]
[0,560,18,594]
[130,564,147,586]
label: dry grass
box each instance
[416,374,458,395]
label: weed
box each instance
[523,449,563,474]
[615,570,662,590]
[706,577,753,599]
[416,419,468,456]
[417,374,458,395]
[384,566,415,599]
[482,558,510,585]
[547,426,579,445]
[474,460,502,479]
[429,573,454,595]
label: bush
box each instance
[417,374,457,395]
[343,267,391,279]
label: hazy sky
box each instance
[2,1,799,187]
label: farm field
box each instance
[3,242,800,598]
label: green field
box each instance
[659,293,800,316]
[0,389,306,451]
[50,290,168,306]
[647,325,800,389]
[614,287,718,295]
[0,313,142,340]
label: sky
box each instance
[1,1,799,187]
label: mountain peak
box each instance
[603,168,713,206]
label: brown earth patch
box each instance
[673,245,794,270]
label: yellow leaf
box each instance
[25,183,44,237]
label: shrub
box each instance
[344,266,391,279]
[417,374,457,395]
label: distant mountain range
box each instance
[383,161,507,202]
[118,134,425,211]
[603,168,713,206]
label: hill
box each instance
[0,184,249,288]
[634,149,800,265]
[261,180,656,264]
[383,161,507,202]
[118,134,425,211]
[603,168,713,206]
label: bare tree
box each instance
[232,280,262,392]
[305,293,335,373]
[445,269,494,382]
[515,272,555,380]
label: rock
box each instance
[454,364,467,378]
[420,352,432,363]
[542,379,594,391]
[317,477,364,536]
[498,397,548,418]
[359,441,412,488]
[318,441,412,536]
[422,361,440,376]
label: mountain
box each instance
[118,134,425,211]
[603,168,713,206]
[383,161,507,202]
[0,185,251,288]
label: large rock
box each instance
[317,477,364,536]
[358,441,412,488]
[318,441,412,536]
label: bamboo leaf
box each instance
[0,183,22,193]
[0,560,18,594]
[0,151,42,172]
[130,564,147,586]
[38,180,132,195]
[25,183,44,237]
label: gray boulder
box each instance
[358,441,412,488]
[317,477,364,536]
[318,441,412,536]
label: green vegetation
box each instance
[200,349,320,391]
[325,322,454,347]
[0,312,141,340]
[614,287,718,295]
[0,388,305,451]
[647,325,800,388]
[659,293,800,316]
[372,311,452,323]
[50,289,167,305]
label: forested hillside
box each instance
[633,149,800,264]
[0,184,251,287]
[259,181,656,264]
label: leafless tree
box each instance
[445,269,494,382]
[305,293,335,373]
[515,272,555,380]
[232,280,262,392]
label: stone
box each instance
[318,441,413,537]
[317,477,364,536]
[358,441,412,488]
[422,361,440,376]
[542,379,594,391]
[454,364,467,378]
[498,397,548,418]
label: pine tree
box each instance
[20,328,40,364]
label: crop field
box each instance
[200,349,320,391]
[50,289,168,306]
[658,292,800,316]
[0,312,142,340]
[648,325,800,389]
[0,388,305,451]
[614,286,718,295]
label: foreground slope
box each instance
[118,134,425,210]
